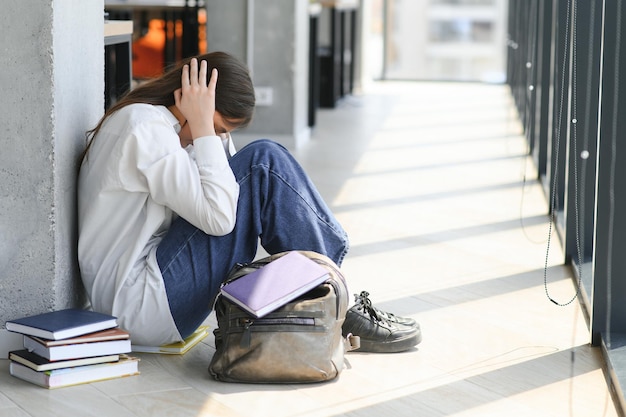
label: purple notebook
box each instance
[220,252,330,318]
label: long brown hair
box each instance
[84,51,255,158]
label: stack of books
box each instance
[6,308,139,389]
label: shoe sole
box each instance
[353,331,422,353]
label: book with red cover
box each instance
[220,252,330,318]
[6,309,117,341]
[27,328,130,347]
[23,332,132,361]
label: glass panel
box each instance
[429,20,494,43]
[375,0,508,82]
[431,0,496,5]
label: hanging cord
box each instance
[543,0,583,306]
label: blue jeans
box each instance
[156,139,349,339]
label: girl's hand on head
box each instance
[174,58,218,139]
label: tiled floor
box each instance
[0,81,620,416]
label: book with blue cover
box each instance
[220,252,330,318]
[6,309,118,341]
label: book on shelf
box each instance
[220,251,330,318]
[23,331,131,361]
[9,349,120,372]
[131,325,209,355]
[9,354,140,389]
[6,309,118,341]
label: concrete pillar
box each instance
[206,0,311,149]
[0,0,103,340]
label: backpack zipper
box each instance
[237,316,320,349]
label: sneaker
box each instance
[342,291,422,353]
[353,291,418,327]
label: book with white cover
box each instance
[9,355,139,389]
[220,252,330,318]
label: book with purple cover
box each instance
[220,252,330,318]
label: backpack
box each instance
[208,251,358,383]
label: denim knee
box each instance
[237,139,290,163]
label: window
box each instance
[365,0,507,81]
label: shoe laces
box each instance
[354,291,395,324]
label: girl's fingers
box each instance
[199,60,208,87]
[181,64,190,87]
[208,68,218,92]
[189,58,199,86]
[183,59,212,89]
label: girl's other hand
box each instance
[174,58,218,139]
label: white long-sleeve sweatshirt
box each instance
[78,104,239,345]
